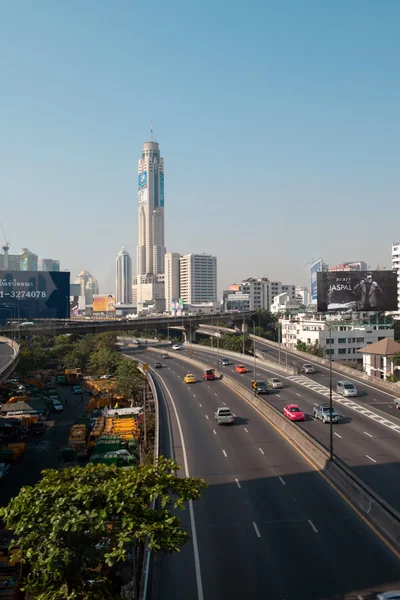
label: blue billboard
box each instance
[310,259,323,302]
[160,172,164,206]
[138,172,147,189]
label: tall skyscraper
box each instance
[179,254,217,304]
[136,136,166,312]
[164,252,180,312]
[392,242,400,314]
[116,247,132,305]
[38,258,60,271]
[74,271,99,305]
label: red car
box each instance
[235,364,247,374]
[202,369,217,381]
[283,404,305,422]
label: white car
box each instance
[268,378,283,389]
[52,399,64,412]
[301,364,315,374]
[0,463,10,479]
[172,344,181,351]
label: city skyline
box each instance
[1,2,399,294]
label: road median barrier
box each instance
[148,347,400,553]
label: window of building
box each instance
[338,348,346,354]
[325,348,334,355]
[356,337,364,343]
[325,338,334,344]
[348,348,352,354]
[338,338,346,343]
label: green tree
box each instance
[88,347,121,376]
[0,458,205,600]
[392,352,400,366]
[115,358,144,401]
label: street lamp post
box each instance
[242,317,245,355]
[250,318,256,391]
[216,329,220,369]
[328,329,333,461]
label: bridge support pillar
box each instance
[183,325,196,344]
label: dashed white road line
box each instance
[193,394,196,398]
[222,450,227,457]
[212,429,217,435]
[334,432,342,438]
[232,413,236,417]
[279,476,286,486]
[235,478,241,489]
[214,393,218,396]
[364,431,373,438]
[252,521,261,538]
[205,415,209,420]
[199,404,202,407]
[222,401,226,406]
[308,519,318,533]
[296,393,301,397]
[259,447,265,455]
[244,427,249,433]
[366,455,377,463]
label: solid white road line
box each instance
[222,450,227,457]
[366,455,377,463]
[235,478,241,489]
[308,519,318,533]
[279,476,286,486]
[252,522,261,538]
[364,431,373,438]
[334,432,342,438]
[160,378,204,600]
[259,448,265,455]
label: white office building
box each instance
[281,314,394,362]
[116,247,132,305]
[136,137,166,312]
[179,254,217,305]
[295,286,310,306]
[222,278,296,312]
[392,242,400,315]
[271,293,303,315]
[74,271,99,306]
[164,252,180,313]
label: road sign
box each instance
[252,381,257,389]
[189,350,193,355]
[142,363,148,371]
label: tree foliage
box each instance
[115,358,144,401]
[296,339,324,358]
[0,458,206,599]
[199,333,253,354]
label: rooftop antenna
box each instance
[0,222,10,253]
[150,120,153,141]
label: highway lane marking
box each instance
[222,401,226,405]
[259,448,265,455]
[276,394,280,397]
[213,429,217,435]
[207,385,210,388]
[222,450,227,457]
[199,403,202,407]
[364,431,373,438]
[366,455,377,463]
[279,476,286,486]
[296,393,301,397]
[158,374,204,599]
[205,415,209,420]
[308,519,318,533]
[235,478,241,489]
[252,522,261,538]
[244,427,249,432]
[193,394,196,398]
[232,413,236,417]
[214,393,218,396]
[334,432,342,438]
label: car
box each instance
[0,463,10,480]
[72,386,83,395]
[251,380,269,394]
[220,358,231,366]
[202,369,216,380]
[235,364,248,373]
[376,593,400,600]
[336,380,357,397]
[301,364,315,374]
[154,361,162,369]
[52,399,64,412]
[395,397,400,410]
[267,377,283,389]
[162,353,169,359]
[172,344,181,351]
[313,404,339,424]
[49,395,59,402]
[214,407,234,425]
[283,404,305,421]
[184,373,196,384]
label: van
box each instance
[336,381,357,397]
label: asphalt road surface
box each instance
[125,346,400,600]
[0,341,13,372]
[182,344,400,513]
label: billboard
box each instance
[93,294,115,313]
[0,270,70,322]
[138,172,147,189]
[316,271,398,312]
[69,295,86,316]
[171,298,184,311]
[310,259,323,302]
[160,172,164,206]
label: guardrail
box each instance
[0,336,20,384]
[148,346,400,552]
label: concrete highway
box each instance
[0,340,13,372]
[183,344,400,512]
[126,346,400,600]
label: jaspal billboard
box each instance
[316,271,398,312]
[0,270,70,322]
[92,295,115,313]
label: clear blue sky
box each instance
[1,0,399,294]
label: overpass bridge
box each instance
[0,312,254,339]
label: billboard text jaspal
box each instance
[316,271,398,312]
[92,295,115,312]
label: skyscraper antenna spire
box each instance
[150,120,153,140]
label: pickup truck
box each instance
[214,407,234,425]
[313,404,339,424]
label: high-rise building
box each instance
[116,247,132,305]
[310,258,328,303]
[164,252,180,312]
[179,254,217,305]
[136,138,166,312]
[20,248,38,271]
[392,242,400,314]
[74,271,99,305]
[38,258,60,271]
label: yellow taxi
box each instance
[184,373,196,384]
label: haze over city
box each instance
[1,0,399,292]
